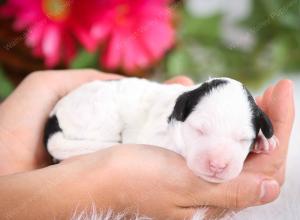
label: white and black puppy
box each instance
[44,77,278,183]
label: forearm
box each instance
[0,154,114,220]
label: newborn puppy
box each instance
[44,77,278,183]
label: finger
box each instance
[244,80,294,180]
[267,80,295,140]
[164,76,194,86]
[264,80,294,169]
[0,69,123,146]
[2,69,122,108]
[255,96,262,106]
[190,173,280,209]
[46,69,123,98]
[260,85,274,111]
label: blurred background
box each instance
[0,0,300,99]
[0,2,299,218]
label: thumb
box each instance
[48,69,123,97]
[195,173,280,209]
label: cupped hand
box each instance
[246,80,295,184]
[61,80,294,220]
[0,70,192,175]
[0,70,126,174]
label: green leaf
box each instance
[282,33,300,71]
[0,67,14,99]
[278,13,300,30]
[166,48,192,76]
[159,0,300,85]
[70,49,99,69]
[179,10,222,45]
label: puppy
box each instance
[44,77,278,183]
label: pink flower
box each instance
[91,0,175,74]
[0,0,99,67]
[1,0,175,72]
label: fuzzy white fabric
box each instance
[72,208,151,220]
[72,208,206,220]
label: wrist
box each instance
[58,149,124,213]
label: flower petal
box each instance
[73,24,98,51]
[26,21,46,47]
[122,30,151,72]
[101,29,123,69]
[42,24,61,67]
[63,33,76,64]
[141,20,175,60]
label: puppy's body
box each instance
[46,79,186,157]
[45,77,277,183]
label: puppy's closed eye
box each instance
[239,138,254,144]
[189,124,207,135]
[196,128,206,135]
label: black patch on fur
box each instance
[168,79,228,122]
[244,86,274,139]
[44,115,62,148]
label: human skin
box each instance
[0,70,295,219]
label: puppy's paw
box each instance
[252,131,279,154]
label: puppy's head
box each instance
[168,78,276,183]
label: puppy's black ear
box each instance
[168,92,196,122]
[168,79,228,123]
[243,86,274,139]
[257,108,274,139]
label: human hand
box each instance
[0,70,193,175]
[84,80,295,220]
[0,69,123,175]
[246,80,295,183]
[58,142,282,220]
[0,140,287,220]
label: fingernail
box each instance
[260,180,279,203]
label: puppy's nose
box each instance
[209,160,227,173]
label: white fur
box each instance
[48,77,275,184]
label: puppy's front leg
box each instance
[252,131,279,154]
